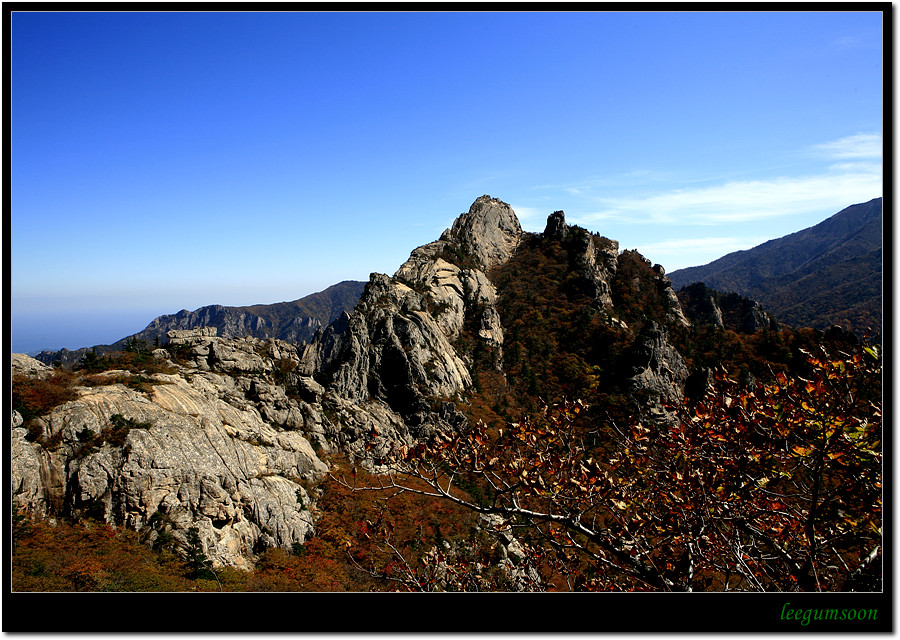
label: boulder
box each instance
[11,353,54,379]
[167,327,218,343]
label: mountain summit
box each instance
[441,194,524,270]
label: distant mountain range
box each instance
[133,279,366,344]
[667,197,883,340]
[34,280,366,366]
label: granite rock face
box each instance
[626,322,690,415]
[10,353,329,570]
[11,353,54,379]
[441,195,523,272]
[9,342,412,570]
[302,196,522,429]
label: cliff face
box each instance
[10,195,746,572]
[677,282,779,334]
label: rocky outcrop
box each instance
[299,198,695,435]
[10,352,329,570]
[307,273,473,430]
[167,327,219,342]
[10,334,417,569]
[677,283,724,328]
[677,282,779,334]
[395,243,506,352]
[650,264,691,329]
[165,332,415,460]
[626,322,690,421]
[543,212,620,309]
[543,211,568,241]
[617,250,690,329]
[12,352,54,379]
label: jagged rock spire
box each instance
[543,210,568,240]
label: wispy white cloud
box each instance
[531,169,681,194]
[633,236,772,271]
[636,236,772,255]
[812,133,882,160]
[566,135,882,227]
[828,161,882,174]
[508,203,553,225]
[832,32,881,52]
[512,134,881,271]
[835,35,863,49]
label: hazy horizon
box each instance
[11,283,358,355]
[11,10,883,354]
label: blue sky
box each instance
[10,10,884,354]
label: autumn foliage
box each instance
[351,342,882,591]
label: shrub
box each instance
[12,518,196,592]
[184,526,217,582]
[74,414,152,458]
[12,372,80,424]
[352,342,882,592]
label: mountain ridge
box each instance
[667,197,882,338]
[136,279,366,344]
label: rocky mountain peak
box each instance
[441,195,523,271]
[299,196,526,427]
